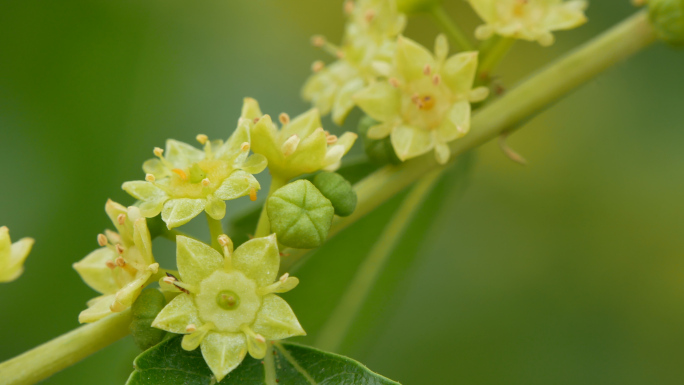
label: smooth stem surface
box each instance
[0,310,132,385]
[478,36,515,80]
[254,176,288,238]
[282,11,656,273]
[430,5,475,52]
[315,169,444,352]
[206,213,224,251]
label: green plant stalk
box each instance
[281,10,657,273]
[478,36,515,80]
[157,228,201,243]
[430,5,475,52]
[254,176,288,238]
[206,213,225,251]
[315,168,444,352]
[0,310,132,385]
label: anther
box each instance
[186,324,197,333]
[240,142,250,152]
[423,64,431,75]
[162,276,176,285]
[253,117,260,124]
[389,78,400,88]
[279,273,289,283]
[172,169,188,180]
[97,233,108,247]
[281,134,301,157]
[249,187,257,202]
[432,74,441,85]
[311,35,325,47]
[105,260,117,269]
[336,50,345,59]
[201,178,211,187]
[344,0,354,14]
[279,113,290,125]
[115,256,126,266]
[218,234,230,247]
[326,135,338,144]
[255,334,266,343]
[311,60,325,72]
[196,134,208,145]
[153,147,164,157]
[115,244,125,255]
[116,214,126,225]
[364,9,375,22]
[145,173,156,182]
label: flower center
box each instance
[216,290,240,310]
[411,94,436,111]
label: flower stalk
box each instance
[429,5,475,52]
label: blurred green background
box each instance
[2,1,684,384]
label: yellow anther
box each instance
[311,60,325,72]
[117,214,126,225]
[279,273,289,283]
[153,147,164,157]
[365,9,375,22]
[172,168,188,180]
[97,233,108,247]
[196,134,208,145]
[162,276,176,284]
[105,260,117,270]
[389,78,400,88]
[201,178,211,187]
[279,113,291,125]
[432,74,441,86]
[186,324,197,333]
[249,187,257,202]
[326,135,338,144]
[344,0,354,15]
[240,142,250,151]
[423,64,431,75]
[311,35,325,47]
[115,256,126,266]
[145,173,156,182]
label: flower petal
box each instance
[201,332,248,382]
[395,35,435,82]
[151,293,201,334]
[252,294,306,340]
[0,227,10,263]
[165,139,205,169]
[367,122,395,140]
[353,82,401,123]
[286,128,328,176]
[241,97,263,120]
[214,170,260,201]
[176,236,223,286]
[434,142,451,165]
[73,247,118,295]
[111,269,152,312]
[331,77,365,126]
[121,181,168,217]
[390,124,435,161]
[78,294,116,323]
[232,234,279,287]
[544,1,588,31]
[204,194,226,221]
[238,154,268,175]
[251,115,285,165]
[133,218,154,265]
[442,52,479,96]
[436,101,471,143]
[281,108,322,140]
[219,119,251,161]
[9,237,34,272]
[161,198,206,229]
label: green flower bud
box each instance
[649,0,684,45]
[396,0,441,14]
[312,172,357,217]
[358,115,402,165]
[130,288,167,350]
[267,180,334,249]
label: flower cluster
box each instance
[73,201,159,323]
[122,122,266,229]
[303,0,406,125]
[153,235,304,381]
[0,226,33,283]
[468,0,588,46]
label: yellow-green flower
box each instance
[468,0,588,46]
[0,226,33,283]
[122,122,266,229]
[241,98,357,181]
[73,200,159,323]
[354,35,489,164]
[302,0,406,125]
[152,235,304,381]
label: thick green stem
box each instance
[206,213,225,251]
[254,176,288,238]
[430,5,475,52]
[315,169,444,352]
[281,11,656,273]
[0,310,132,385]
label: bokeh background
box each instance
[2,1,684,384]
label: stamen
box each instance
[336,50,345,59]
[344,0,354,15]
[196,134,208,145]
[432,74,441,85]
[97,233,108,247]
[117,214,126,225]
[186,324,197,333]
[279,113,290,125]
[255,334,266,343]
[326,135,338,144]
[311,35,325,47]
[279,273,289,283]
[249,187,257,202]
[172,169,188,180]
[241,142,250,152]
[116,244,125,255]
[311,60,325,73]
[105,260,117,269]
[115,256,126,267]
[423,64,431,75]
[145,173,156,182]
[153,147,164,157]
[182,323,215,351]
[201,178,211,187]
[162,276,176,285]
[364,9,375,22]
[281,134,301,157]
[389,78,400,88]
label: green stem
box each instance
[281,11,656,273]
[254,176,288,238]
[206,213,224,251]
[315,169,444,352]
[429,5,475,52]
[478,36,515,81]
[0,310,132,385]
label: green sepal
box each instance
[358,115,402,165]
[130,288,167,351]
[267,180,334,249]
[312,172,357,217]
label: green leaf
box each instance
[126,335,400,385]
